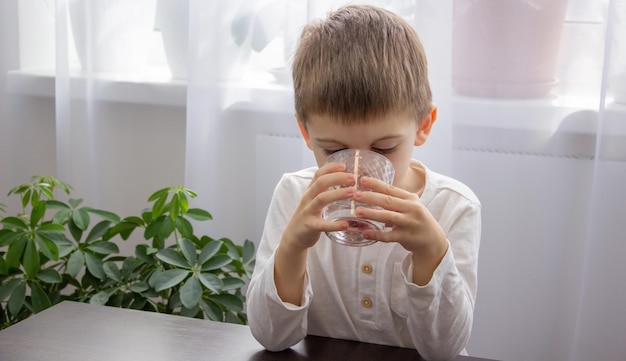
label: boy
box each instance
[246,5,481,361]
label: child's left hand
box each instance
[353,176,447,255]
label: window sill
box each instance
[452,95,626,161]
[5,68,294,112]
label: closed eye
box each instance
[323,148,346,155]
[372,146,397,155]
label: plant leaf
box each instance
[29,281,52,313]
[185,208,212,221]
[52,208,71,225]
[156,248,190,268]
[180,304,199,318]
[201,254,232,271]
[144,215,174,241]
[36,269,62,283]
[83,207,121,223]
[72,209,90,231]
[242,239,255,264]
[34,233,59,261]
[129,281,149,293]
[51,235,74,258]
[1,217,28,231]
[0,279,20,302]
[21,189,32,209]
[87,241,119,255]
[221,277,245,291]
[6,238,27,268]
[121,216,145,226]
[0,229,24,247]
[36,186,52,201]
[176,217,194,239]
[30,201,46,227]
[0,257,7,275]
[179,192,189,214]
[103,261,122,282]
[85,220,112,243]
[180,276,202,309]
[169,193,180,220]
[198,240,223,265]
[147,269,162,289]
[23,240,40,277]
[179,238,197,265]
[198,272,223,293]
[67,250,85,278]
[84,252,105,280]
[200,299,223,321]
[121,257,140,278]
[38,223,65,233]
[68,198,83,208]
[223,240,241,259]
[148,187,170,202]
[68,220,83,243]
[107,221,139,241]
[152,193,168,218]
[182,188,197,198]
[225,311,245,325]
[8,281,26,316]
[207,293,244,312]
[135,245,156,265]
[46,200,69,209]
[90,288,118,305]
[153,269,189,292]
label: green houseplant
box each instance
[0,176,255,330]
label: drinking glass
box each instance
[322,149,395,246]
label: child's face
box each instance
[299,109,426,188]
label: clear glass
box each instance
[322,149,395,246]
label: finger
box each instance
[315,161,347,178]
[312,165,356,191]
[320,218,351,233]
[312,186,355,213]
[305,169,355,204]
[361,227,395,244]
[358,176,411,199]
[353,189,417,216]
[354,204,404,228]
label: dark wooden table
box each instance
[0,301,495,360]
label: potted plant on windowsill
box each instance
[0,176,255,329]
[452,0,569,98]
[68,0,156,72]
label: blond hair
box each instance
[292,5,432,126]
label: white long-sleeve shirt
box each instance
[246,161,481,361]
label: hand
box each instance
[281,162,356,251]
[274,162,357,304]
[352,176,448,255]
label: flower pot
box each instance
[154,0,189,80]
[452,0,569,98]
[69,0,156,72]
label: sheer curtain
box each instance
[569,1,626,359]
[0,1,624,360]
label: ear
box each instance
[296,116,313,150]
[414,105,438,146]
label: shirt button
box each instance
[361,297,373,308]
[361,263,373,274]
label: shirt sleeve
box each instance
[245,174,314,351]
[402,199,481,361]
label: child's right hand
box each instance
[281,162,356,251]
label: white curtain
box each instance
[569,2,626,359]
[0,0,624,360]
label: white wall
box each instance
[453,150,593,361]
